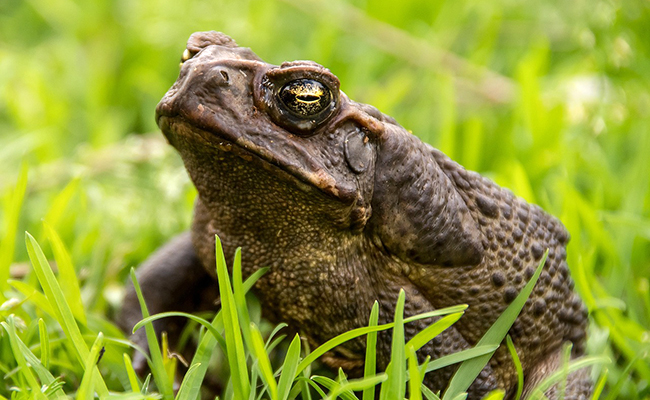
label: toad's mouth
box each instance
[157,115,358,205]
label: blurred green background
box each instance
[1,0,649,397]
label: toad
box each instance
[120,31,590,399]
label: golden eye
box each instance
[279,79,331,117]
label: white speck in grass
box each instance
[0,298,21,311]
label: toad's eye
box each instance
[279,79,331,117]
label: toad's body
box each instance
[121,32,590,399]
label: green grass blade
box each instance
[244,267,270,293]
[591,368,608,400]
[505,335,523,400]
[251,322,278,400]
[481,390,505,400]
[277,333,302,400]
[248,361,260,400]
[301,376,330,399]
[408,346,422,400]
[38,318,50,369]
[403,305,468,323]
[420,383,441,400]
[133,311,226,352]
[8,279,56,317]
[265,322,288,350]
[77,332,105,400]
[526,356,608,400]
[330,374,387,400]
[43,177,79,231]
[296,305,465,379]
[442,251,549,399]
[214,235,250,400]
[297,339,314,400]
[129,267,174,399]
[175,263,266,400]
[0,164,28,295]
[123,353,142,393]
[311,375,358,400]
[12,323,66,399]
[362,301,379,400]
[25,231,110,397]
[44,221,87,325]
[405,312,464,352]
[161,333,178,389]
[298,373,314,400]
[142,373,152,394]
[232,247,254,353]
[2,316,49,400]
[423,346,499,374]
[174,362,202,400]
[380,289,406,400]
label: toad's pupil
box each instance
[279,79,330,116]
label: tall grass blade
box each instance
[301,377,330,399]
[43,178,79,231]
[277,334,301,400]
[250,322,278,400]
[362,301,379,400]
[25,232,109,397]
[2,316,48,400]
[77,332,104,400]
[0,164,27,295]
[405,312,464,352]
[8,279,56,317]
[442,251,549,399]
[10,321,66,399]
[44,221,87,325]
[333,374,387,400]
[123,353,142,393]
[526,356,608,400]
[214,235,250,400]
[175,263,266,400]
[38,318,50,369]
[160,333,178,389]
[591,368,608,400]
[380,289,406,400]
[423,346,499,374]
[134,311,226,352]
[505,335,523,400]
[296,305,466,379]
[129,267,174,399]
[174,362,201,400]
[481,390,505,400]
[232,247,254,351]
[408,346,422,400]
[311,375,357,400]
[420,384,441,400]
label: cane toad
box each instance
[120,31,591,399]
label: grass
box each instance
[1,0,650,398]
[3,232,585,399]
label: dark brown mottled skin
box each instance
[120,32,591,399]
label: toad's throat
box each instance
[158,115,356,204]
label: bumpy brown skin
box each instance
[120,31,591,399]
